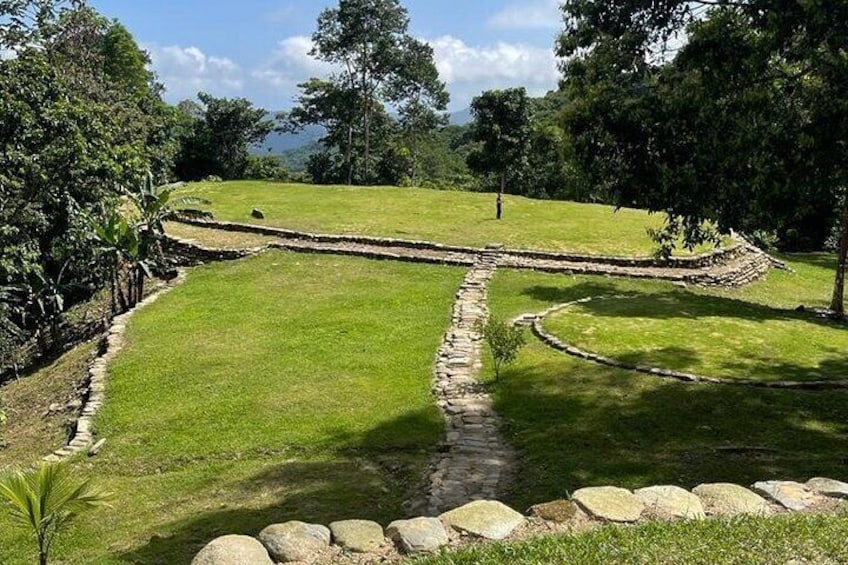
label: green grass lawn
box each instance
[177,181,703,256]
[421,512,848,565]
[487,254,848,510]
[0,252,464,564]
[543,293,848,382]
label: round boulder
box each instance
[386,517,449,554]
[572,486,645,523]
[259,521,331,562]
[191,535,273,565]
[329,519,385,553]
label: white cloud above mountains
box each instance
[146,33,560,110]
[144,44,245,100]
[430,35,559,104]
[487,0,562,30]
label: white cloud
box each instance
[488,0,562,30]
[145,33,560,111]
[252,36,339,107]
[429,35,560,107]
[144,43,245,101]
[0,47,16,61]
[253,36,335,89]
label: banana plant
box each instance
[92,173,210,311]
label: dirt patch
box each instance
[165,222,279,249]
[0,339,99,470]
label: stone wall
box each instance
[191,477,848,564]
[174,218,749,269]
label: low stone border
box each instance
[521,296,848,391]
[173,218,748,269]
[43,271,188,462]
[191,476,848,564]
[172,220,775,288]
[162,235,266,266]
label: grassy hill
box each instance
[176,181,712,257]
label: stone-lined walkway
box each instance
[412,248,517,515]
[169,219,775,287]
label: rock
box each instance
[259,521,330,562]
[751,481,816,511]
[806,477,848,499]
[66,398,83,410]
[527,500,579,523]
[692,483,771,516]
[634,486,705,520]
[251,208,265,220]
[329,520,384,553]
[87,438,107,457]
[191,535,273,565]
[386,517,449,554]
[440,500,524,540]
[572,486,645,523]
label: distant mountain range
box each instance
[255,108,473,158]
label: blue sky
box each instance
[88,0,563,111]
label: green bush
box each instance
[478,316,526,380]
[245,155,289,181]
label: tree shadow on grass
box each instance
[119,409,440,565]
[524,282,847,332]
[779,252,835,271]
[495,350,848,510]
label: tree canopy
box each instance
[285,0,449,186]
[558,0,848,311]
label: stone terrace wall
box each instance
[174,218,749,269]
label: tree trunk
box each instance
[497,172,505,220]
[137,267,145,305]
[346,123,354,185]
[830,197,848,315]
[364,102,372,184]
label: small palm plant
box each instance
[0,463,111,565]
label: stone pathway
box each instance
[169,219,775,287]
[411,249,518,516]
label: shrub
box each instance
[203,175,223,183]
[245,155,289,181]
[478,317,526,380]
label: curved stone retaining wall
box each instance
[521,297,848,391]
[174,218,746,268]
[191,476,848,564]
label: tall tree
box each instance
[388,37,449,184]
[310,0,408,184]
[558,1,848,312]
[287,0,447,186]
[466,88,532,220]
[175,93,273,180]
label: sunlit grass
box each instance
[178,180,711,256]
